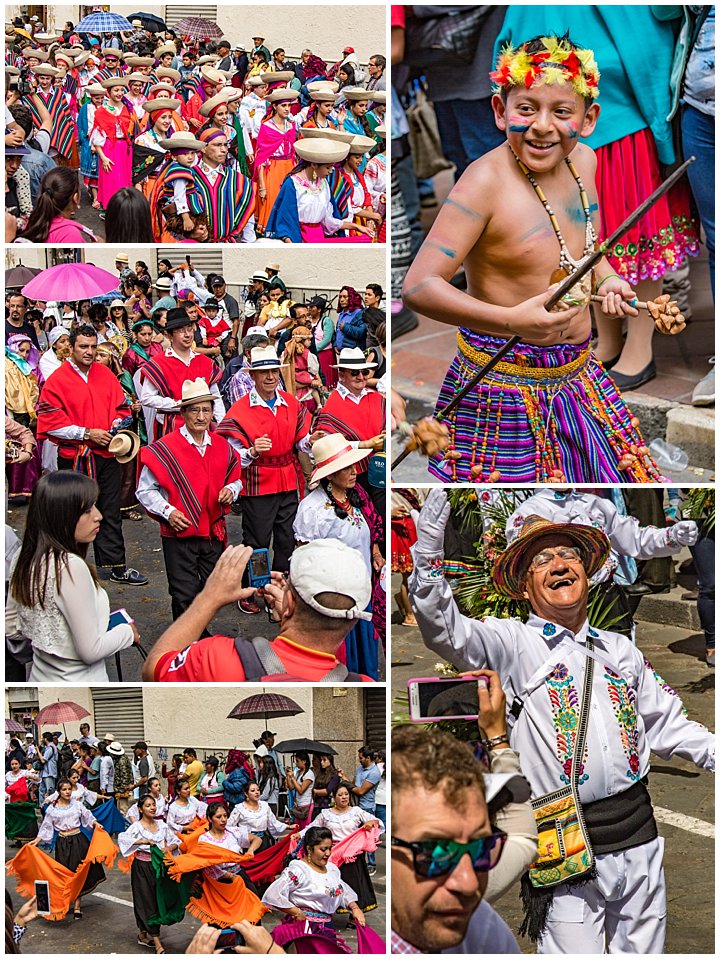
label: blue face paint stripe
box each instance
[509,123,530,132]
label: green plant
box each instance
[682,488,715,535]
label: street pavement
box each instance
[4,835,386,954]
[390,573,715,954]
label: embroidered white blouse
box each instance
[43,783,96,807]
[37,799,96,842]
[228,800,288,837]
[198,824,252,879]
[410,546,716,805]
[262,859,358,915]
[303,806,384,842]
[290,175,344,233]
[117,819,181,857]
[166,796,207,832]
[293,487,371,576]
[127,793,167,822]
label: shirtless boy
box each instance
[403,35,662,485]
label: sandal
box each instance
[401,617,417,627]
[124,509,143,522]
[73,908,83,920]
[137,936,153,949]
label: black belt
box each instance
[583,778,657,855]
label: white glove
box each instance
[415,488,450,554]
[667,520,698,547]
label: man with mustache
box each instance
[409,489,715,954]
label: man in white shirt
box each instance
[137,379,243,620]
[78,723,99,747]
[409,490,715,954]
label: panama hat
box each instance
[100,76,127,90]
[295,138,349,165]
[155,276,172,290]
[250,345,284,370]
[348,135,376,155]
[158,131,205,151]
[261,70,294,85]
[333,347,378,369]
[266,87,300,104]
[199,90,230,117]
[115,252,129,263]
[106,741,125,756]
[249,270,268,282]
[310,433,371,486]
[109,299,127,310]
[179,378,215,408]
[108,430,141,464]
[300,127,355,145]
[342,87,371,102]
[491,515,611,600]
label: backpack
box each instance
[234,636,363,682]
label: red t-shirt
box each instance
[154,634,374,683]
[391,5,406,28]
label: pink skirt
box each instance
[595,128,700,285]
[317,347,337,390]
[98,137,133,209]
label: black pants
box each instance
[690,533,715,648]
[161,536,224,620]
[357,472,385,544]
[59,454,126,571]
[241,491,298,573]
[624,490,673,589]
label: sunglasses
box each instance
[348,368,371,377]
[391,828,507,878]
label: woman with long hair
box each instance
[28,777,108,919]
[118,793,181,953]
[307,781,383,914]
[104,187,155,243]
[293,434,384,679]
[5,334,42,502]
[198,756,226,806]
[6,472,137,682]
[334,286,366,352]
[126,777,167,823]
[227,781,291,851]
[256,755,281,812]
[312,755,341,817]
[258,281,294,343]
[285,752,314,828]
[90,76,134,211]
[302,89,338,131]
[254,88,300,235]
[262,825,365,950]
[161,754,183,801]
[337,139,381,238]
[41,767,97,807]
[18,167,97,243]
[165,776,207,835]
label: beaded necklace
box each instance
[509,144,597,273]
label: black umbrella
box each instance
[6,264,41,289]
[128,12,166,32]
[273,738,337,756]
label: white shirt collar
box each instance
[249,387,287,409]
[336,382,369,404]
[527,613,593,644]
[166,347,198,365]
[68,359,91,382]
[180,424,212,450]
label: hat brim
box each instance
[179,392,216,408]
[310,446,371,487]
[492,522,611,600]
[332,359,378,369]
[110,430,141,464]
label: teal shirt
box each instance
[495,7,683,164]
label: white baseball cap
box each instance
[290,539,372,621]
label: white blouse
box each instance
[303,806,383,843]
[43,783,96,807]
[127,793,167,822]
[166,796,207,832]
[228,800,288,838]
[6,553,135,683]
[262,859,357,915]
[118,819,181,857]
[37,799,96,842]
[291,175,344,233]
[5,769,39,788]
[199,824,252,879]
[293,487,371,575]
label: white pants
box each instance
[240,215,256,243]
[537,838,666,954]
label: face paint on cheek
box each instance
[564,121,579,140]
[508,117,530,133]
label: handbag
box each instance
[404,7,492,67]
[405,87,453,180]
[528,637,595,888]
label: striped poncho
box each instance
[189,163,256,242]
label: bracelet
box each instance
[481,734,510,750]
[593,273,624,294]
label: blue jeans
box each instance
[39,775,55,805]
[433,97,505,180]
[690,533,715,649]
[682,103,715,298]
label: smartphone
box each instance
[34,879,51,915]
[216,929,244,949]
[247,548,271,588]
[407,676,489,722]
[108,608,134,630]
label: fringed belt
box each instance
[457,332,591,385]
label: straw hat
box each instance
[368,90,386,104]
[333,347,377,369]
[53,50,74,67]
[108,430,141,464]
[158,131,206,151]
[73,51,91,67]
[156,43,176,58]
[261,70,294,85]
[178,378,216,408]
[199,90,230,117]
[375,124,386,139]
[343,87,371,102]
[300,127,355,145]
[348,134,376,155]
[86,83,105,97]
[31,64,59,77]
[266,87,300,104]
[100,47,123,59]
[249,345,284,370]
[155,277,172,291]
[295,138,349,165]
[21,47,49,61]
[491,515,611,600]
[109,299,127,310]
[197,54,220,66]
[125,71,149,84]
[266,262,281,272]
[199,65,225,85]
[100,76,127,90]
[309,89,337,102]
[143,98,180,114]
[147,82,179,97]
[307,80,339,93]
[34,33,60,44]
[5,66,19,77]
[247,76,268,88]
[124,55,154,67]
[106,741,125,756]
[156,66,180,81]
[310,433,371,486]
[115,253,129,263]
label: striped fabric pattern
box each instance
[25,88,75,159]
[189,166,256,241]
[428,329,663,484]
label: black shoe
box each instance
[110,567,149,586]
[598,353,621,370]
[625,581,670,596]
[608,361,657,392]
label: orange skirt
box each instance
[255,157,294,231]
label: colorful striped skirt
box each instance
[427,330,663,484]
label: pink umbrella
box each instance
[34,701,91,725]
[21,263,119,302]
[5,718,26,734]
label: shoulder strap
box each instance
[571,637,595,790]
[234,636,288,680]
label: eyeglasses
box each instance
[391,828,507,878]
[528,546,583,571]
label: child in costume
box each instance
[403,35,664,484]
[149,132,205,241]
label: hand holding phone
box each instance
[247,548,271,588]
[108,608,134,630]
[34,880,51,916]
[407,676,488,722]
